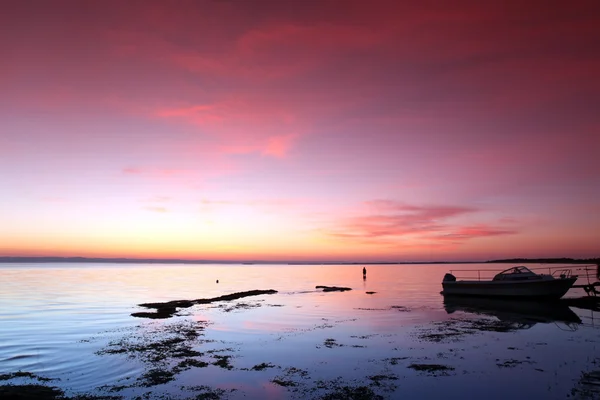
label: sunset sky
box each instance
[1,1,599,262]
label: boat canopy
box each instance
[492,266,541,281]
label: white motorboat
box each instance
[441,265,577,299]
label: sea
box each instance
[0,263,598,399]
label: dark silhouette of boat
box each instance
[441,266,578,299]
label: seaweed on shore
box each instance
[139,368,175,387]
[408,363,455,375]
[183,385,234,399]
[316,286,352,292]
[271,367,309,387]
[212,355,234,370]
[383,357,409,365]
[271,378,298,387]
[216,301,262,313]
[319,386,383,400]
[0,371,54,382]
[0,385,64,400]
[322,338,344,348]
[415,317,521,343]
[267,366,396,398]
[0,384,121,400]
[97,320,213,388]
[368,375,398,387]
[571,363,600,399]
[495,358,535,368]
[98,320,208,363]
[250,362,276,371]
[132,289,278,319]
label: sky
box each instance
[1,0,599,262]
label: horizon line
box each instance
[0,255,598,265]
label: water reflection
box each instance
[443,295,582,328]
[2,263,598,399]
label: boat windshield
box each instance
[493,266,539,281]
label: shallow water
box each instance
[0,263,598,399]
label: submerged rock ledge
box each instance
[316,285,352,292]
[132,289,278,319]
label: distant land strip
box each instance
[0,256,597,265]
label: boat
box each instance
[441,265,578,299]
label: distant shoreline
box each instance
[0,256,597,265]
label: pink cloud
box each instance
[155,104,217,119]
[432,225,518,242]
[324,200,518,247]
[330,201,477,238]
[364,200,477,221]
[122,167,142,174]
[165,21,384,81]
[262,133,297,158]
[155,103,203,124]
[155,98,297,128]
[217,144,262,156]
[154,99,303,158]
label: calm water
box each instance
[0,263,598,399]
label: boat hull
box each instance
[441,277,577,299]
